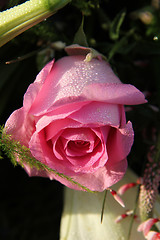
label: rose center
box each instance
[68,140,90,150]
[74,140,90,147]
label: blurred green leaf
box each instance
[109,9,126,40]
[108,28,135,60]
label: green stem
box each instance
[101,190,107,223]
[155,131,160,163]
[0,0,71,47]
[127,185,140,240]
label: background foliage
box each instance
[0,0,160,239]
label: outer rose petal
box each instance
[53,158,127,191]
[5,107,35,146]
[29,56,121,115]
[23,60,54,112]
[29,56,146,116]
[26,157,127,192]
[82,83,147,105]
[107,121,134,163]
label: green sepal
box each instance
[73,16,88,47]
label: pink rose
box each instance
[5,47,146,191]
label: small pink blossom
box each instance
[138,218,159,236]
[146,231,160,240]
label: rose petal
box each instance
[45,119,83,141]
[61,128,96,156]
[29,130,69,173]
[5,107,35,146]
[47,158,128,191]
[23,60,54,111]
[82,83,147,105]
[29,56,121,115]
[29,129,127,191]
[35,101,89,135]
[107,121,134,163]
[69,102,120,127]
[61,128,95,142]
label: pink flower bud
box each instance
[117,182,138,195]
[107,188,125,208]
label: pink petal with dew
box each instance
[5,107,35,146]
[29,56,121,115]
[138,218,159,236]
[23,60,54,111]
[34,60,54,84]
[82,83,147,105]
[69,102,120,127]
[107,121,134,163]
[146,231,160,240]
[35,101,89,134]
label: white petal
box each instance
[60,168,147,240]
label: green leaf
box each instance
[101,190,107,223]
[108,28,135,61]
[109,10,126,41]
